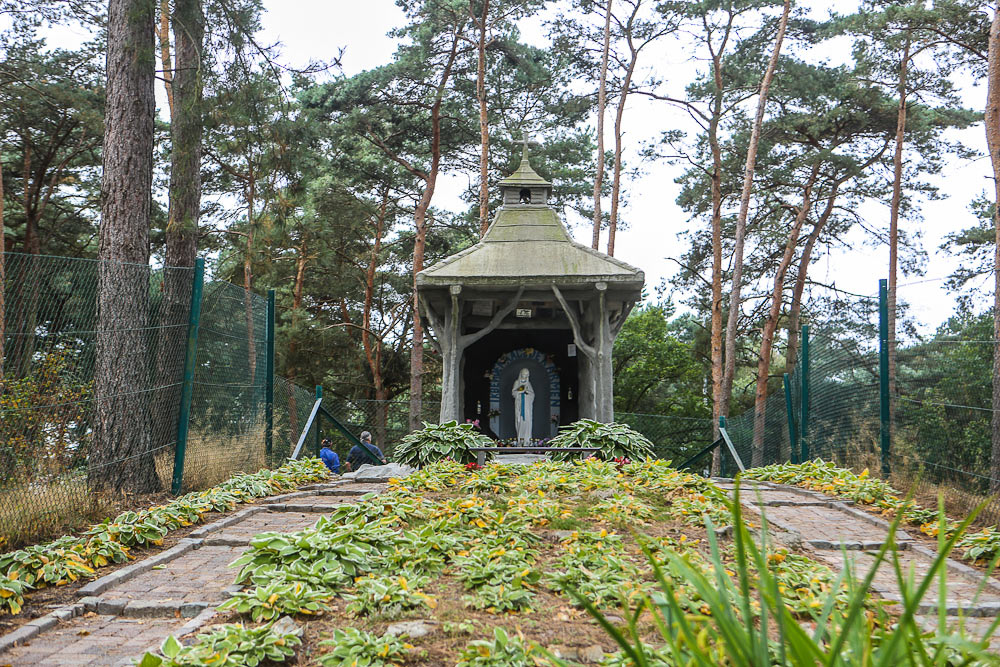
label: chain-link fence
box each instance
[0,252,320,547]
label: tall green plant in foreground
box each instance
[393,421,494,467]
[548,420,655,461]
[556,486,1000,666]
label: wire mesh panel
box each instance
[0,253,193,544]
[617,412,714,463]
[0,253,328,546]
[181,280,269,491]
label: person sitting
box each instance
[319,439,343,474]
[348,430,386,470]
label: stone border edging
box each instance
[77,538,203,597]
[187,506,265,539]
[0,602,86,653]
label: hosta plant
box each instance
[218,578,332,621]
[137,620,301,667]
[0,457,328,616]
[345,573,437,616]
[455,627,541,666]
[316,628,411,667]
[393,421,495,467]
[548,420,655,461]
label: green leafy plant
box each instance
[0,457,329,616]
[345,572,437,616]
[316,628,411,667]
[456,627,541,666]
[392,421,495,467]
[548,420,655,461]
[137,620,301,666]
[218,578,333,621]
[557,485,1000,666]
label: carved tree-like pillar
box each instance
[424,286,525,423]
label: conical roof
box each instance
[499,140,551,188]
[417,149,643,290]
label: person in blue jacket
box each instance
[319,439,343,474]
[348,431,386,470]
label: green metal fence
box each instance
[0,252,320,547]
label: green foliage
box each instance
[453,544,540,613]
[218,578,333,621]
[567,486,999,666]
[137,621,301,667]
[548,420,655,461]
[0,350,92,481]
[345,573,437,617]
[0,458,329,616]
[455,627,541,667]
[316,628,411,667]
[393,421,495,467]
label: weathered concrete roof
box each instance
[417,204,644,289]
[498,153,551,188]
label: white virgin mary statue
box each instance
[512,367,535,445]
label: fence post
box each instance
[783,373,798,464]
[799,324,810,462]
[265,290,275,464]
[171,258,205,495]
[719,415,728,478]
[314,385,323,457]
[878,279,891,476]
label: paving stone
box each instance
[207,511,318,543]
[0,615,190,666]
[756,504,898,546]
[98,545,246,606]
[814,549,1000,613]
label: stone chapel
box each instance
[415,141,644,441]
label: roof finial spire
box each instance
[520,130,530,164]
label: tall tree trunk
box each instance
[607,46,636,257]
[12,144,38,378]
[0,160,5,382]
[364,194,388,444]
[476,0,490,238]
[786,187,838,376]
[750,165,818,466]
[721,0,790,416]
[408,35,460,432]
[591,0,612,250]
[709,53,725,473]
[155,0,203,463]
[91,0,158,494]
[285,248,308,450]
[157,0,173,117]
[888,31,911,443]
[985,6,1000,490]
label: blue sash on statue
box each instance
[520,391,525,419]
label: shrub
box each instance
[393,421,495,467]
[548,420,655,461]
[137,620,301,667]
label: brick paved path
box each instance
[2,473,999,664]
[0,478,388,666]
[718,479,1000,635]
